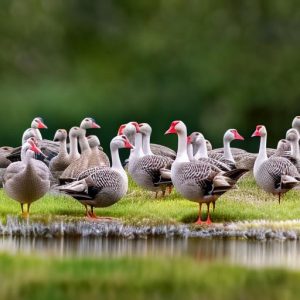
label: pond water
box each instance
[0,236,300,269]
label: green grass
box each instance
[0,175,300,225]
[0,254,299,300]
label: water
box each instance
[1,236,300,269]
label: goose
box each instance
[188,132,231,172]
[165,121,247,224]
[252,125,300,202]
[49,129,70,173]
[3,138,50,217]
[59,135,133,219]
[120,122,176,160]
[87,135,110,167]
[127,122,173,197]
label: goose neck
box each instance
[223,138,234,162]
[194,139,208,159]
[142,134,153,155]
[254,134,268,176]
[175,130,189,163]
[79,136,91,153]
[69,135,80,158]
[133,133,144,159]
[291,139,300,159]
[110,144,123,172]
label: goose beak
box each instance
[251,130,261,137]
[165,126,177,135]
[234,131,244,140]
[92,122,101,129]
[124,140,134,149]
[38,121,47,129]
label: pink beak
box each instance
[234,131,244,140]
[92,122,101,129]
[251,130,261,137]
[37,121,47,129]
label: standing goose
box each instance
[59,135,133,219]
[165,121,247,224]
[120,122,176,160]
[3,138,50,217]
[252,125,300,202]
[87,135,110,167]
[128,123,173,197]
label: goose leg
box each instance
[88,206,114,221]
[21,203,30,218]
[278,193,281,204]
[168,186,173,194]
[195,203,203,225]
[205,203,212,225]
[155,192,158,199]
[161,190,166,198]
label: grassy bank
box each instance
[0,176,299,225]
[0,254,299,300]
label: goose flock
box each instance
[0,116,300,224]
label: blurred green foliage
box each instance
[0,0,299,152]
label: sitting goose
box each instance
[3,138,50,217]
[87,135,110,167]
[59,135,133,219]
[252,125,300,202]
[165,121,247,224]
[188,132,231,172]
[120,122,176,160]
[129,123,173,197]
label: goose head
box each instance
[224,129,244,142]
[139,123,152,137]
[276,139,291,152]
[189,132,205,146]
[31,117,47,129]
[53,129,67,142]
[69,127,83,139]
[206,140,212,151]
[22,128,38,144]
[21,138,43,159]
[286,128,299,143]
[292,116,300,133]
[111,135,134,150]
[87,135,100,148]
[118,122,140,136]
[80,117,101,129]
[165,120,186,135]
[251,125,267,138]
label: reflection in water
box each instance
[0,236,299,269]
